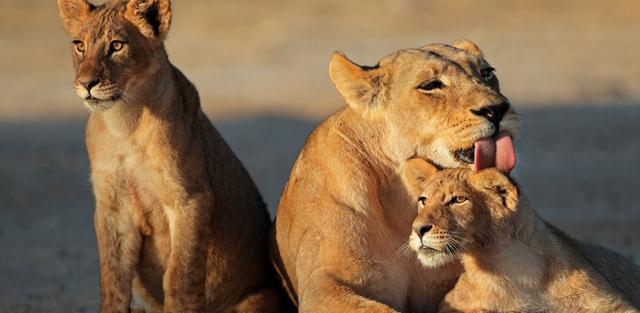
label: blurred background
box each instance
[1,0,639,312]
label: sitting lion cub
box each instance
[401,158,639,313]
[57,0,283,312]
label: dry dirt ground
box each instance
[0,106,639,313]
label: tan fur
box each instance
[57,1,284,312]
[402,160,640,313]
[271,41,518,312]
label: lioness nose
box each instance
[413,223,433,237]
[471,101,510,129]
[79,77,100,91]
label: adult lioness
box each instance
[402,159,639,313]
[57,1,282,312]
[271,41,519,312]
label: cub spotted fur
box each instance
[57,1,283,312]
[402,158,640,313]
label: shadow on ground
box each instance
[1,106,639,312]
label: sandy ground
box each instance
[0,106,639,312]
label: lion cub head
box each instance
[401,158,520,268]
[57,0,171,111]
[329,41,518,173]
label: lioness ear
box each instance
[401,158,439,198]
[452,39,484,58]
[125,0,172,40]
[469,168,519,211]
[57,0,94,34]
[329,51,384,111]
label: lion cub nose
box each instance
[413,223,433,237]
[78,77,101,92]
[471,101,510,129]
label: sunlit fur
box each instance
[58,1,285,312]
[402,160,640,313]
[272,40,515,312]
[404,165,482,269]
[408,229,468,269]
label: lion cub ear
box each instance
[57,0,94,34]
[125,0,172,40]
[401,158,439,198]
[469,169,519,211]
[329,52,385,112]
[452,39,484,58]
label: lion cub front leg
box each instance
[94,184,142,313]
[162,193,211,313]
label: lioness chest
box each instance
[378,237,461,312]
[356,210,462,312]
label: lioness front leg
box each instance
[232,288,284,313]
[162,194,210,313]
[295,243,401,313]
[437,305,491,313]
[94,188,142,313]
[299,274,400,313]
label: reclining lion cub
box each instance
[57,1,282,312]
[402,158,640,313]
[272,41,519,312]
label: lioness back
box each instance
[547,223,640,307]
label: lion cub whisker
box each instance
[392,240,416,261]
[401,159,639,313]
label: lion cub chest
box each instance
[106,148,172,255]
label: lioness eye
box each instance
[110,40,125,52]
[73,40,85,54]
[418,196,427,205]
[417,80,445,92]
[480,67,495,80]
[451,195,468,204]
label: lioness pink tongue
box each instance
[473,132,516,173]
[473,138,495,172]
[495,133,516,173]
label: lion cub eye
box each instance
[417,196,427,206]
[110,40,125,53]
[450,195,468,205]
[417,80,445,92]
[480,67,495,80]
[73,40,85,54]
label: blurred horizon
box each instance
[1,0,640,121]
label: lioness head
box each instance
[57,0,171,111]
[330,41,517,172]
[401,158,520,268]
